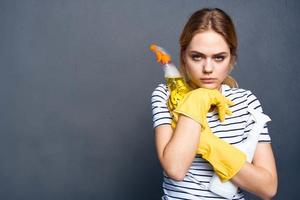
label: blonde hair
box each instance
[179,8,238,88]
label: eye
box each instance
[214,56,225,62]
[191,54,203,61]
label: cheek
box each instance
[217,63,231,79]
[219,57,231,72]
[186,65,199,79]
[221,64,231,73]
[185,60,202,75]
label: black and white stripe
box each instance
[151,84,271,200]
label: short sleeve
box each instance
[151,84,172,128]
[244,90,271,143]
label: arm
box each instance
[231,143,278,199]
[208,108,272,199]
[155,115,201,181]
[152,86,237,182]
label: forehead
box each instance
[187,30,230,54]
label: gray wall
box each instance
[0,0,299,199]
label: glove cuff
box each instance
[198,129,247,182]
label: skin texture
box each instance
[155,30,278,199]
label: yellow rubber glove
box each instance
[173,88,246,182]
[198,127,246,182]
[173,87,234,129]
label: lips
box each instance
[200,78,216,83]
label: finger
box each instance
[217,104,226,122]
[225,97,235,106]
[225,107,232,116]
[220,104,233,120]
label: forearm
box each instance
[156,115,201,181]
[231,162,277,199]
[154,87,235,181]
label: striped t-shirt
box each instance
[151,84,271,200]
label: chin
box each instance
[199,84,219,90]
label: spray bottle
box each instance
[149,44,190,118]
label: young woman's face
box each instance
[183,30,232,90]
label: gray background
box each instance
[0,0,299,199]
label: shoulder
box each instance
[151,84,169,101]
[151,84,172,128]
[222,84,248,97]
[222,84,264,112]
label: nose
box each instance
[202,58,214,74]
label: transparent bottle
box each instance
[163,63,190,112]
[150,44,190,122]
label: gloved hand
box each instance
[198,127,246,182]
[207,108,271,199]
[173,88,246,182]
[173,87,234,129]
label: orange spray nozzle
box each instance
[149,44,171,65]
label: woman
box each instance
[151,8,277,200]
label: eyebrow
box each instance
[189,50,228,56]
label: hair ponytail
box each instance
[222,75,238,88]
